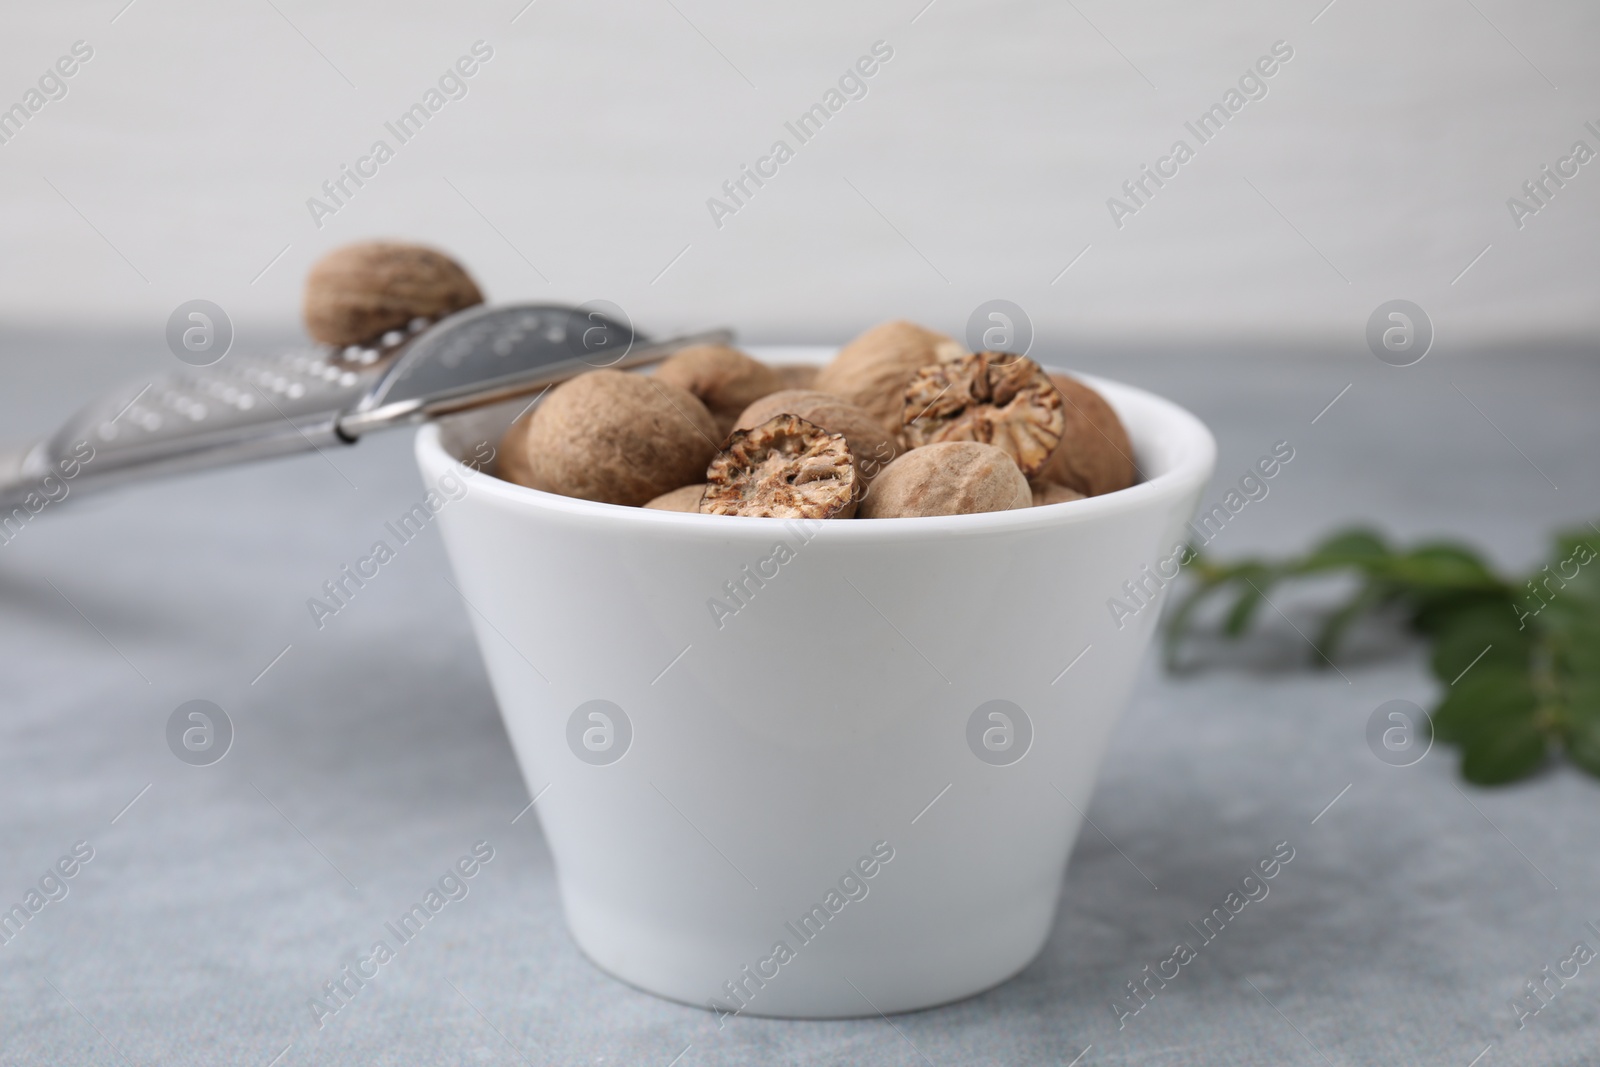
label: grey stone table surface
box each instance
[1,331,1597,1066]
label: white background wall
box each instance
[0,0,1595,345]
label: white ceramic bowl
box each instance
[414,348,1215,1018]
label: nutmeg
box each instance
[703,415,857,519]
[772,363,820,391]
[1030,481,1086,507]
[1040,374,1136,497]
[901,353,1065,478]
[653,344,783,438]
[303,241,483,347]
[644,484,707,512]
[812,320,966,431]
[733,389,900,485]
[502,370,719,506]
[495,411,537,488]
[858,441,1031,519]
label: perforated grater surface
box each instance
[0,304,729,510]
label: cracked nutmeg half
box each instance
[732,389,900,485]
[900,352,1066,478]
[702,414,858,519]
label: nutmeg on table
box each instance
[493,318,1135,519]
[304,240,484,347]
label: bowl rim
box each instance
[415,356,1216,542]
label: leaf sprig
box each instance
[1164,522,1600,785]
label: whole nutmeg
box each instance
[1040,374,1136,497]
[504,370,719,506]
[495,411,537,488]
[812,320,966,431]
[733,389,900,485]
[1030,481,1086,507]
[653,344,783,438]
[901,353,1066,478]
[858,441,1031,519]
[772,364,820,391]
[644,484,707,512]
[304,241,483,347]
[703,415,857,519]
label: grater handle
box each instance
[0,346,378,514]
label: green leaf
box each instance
[1559,625,1600,681]
[1386,542,1501,590]
[1563,681,1600,779]
[1431,667,1537,746]
[1223,569,1272,636]
[1300,528,1390,571]
[1428,601,1532,685]
[1549,528,1600,605]
[1157,517,1600,785]
[1411,589,1516,638]
[1540,604,1600,680]
[1460,717,1547,785]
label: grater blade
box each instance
[1,304,729,511]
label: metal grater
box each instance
[0,304,730,511]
